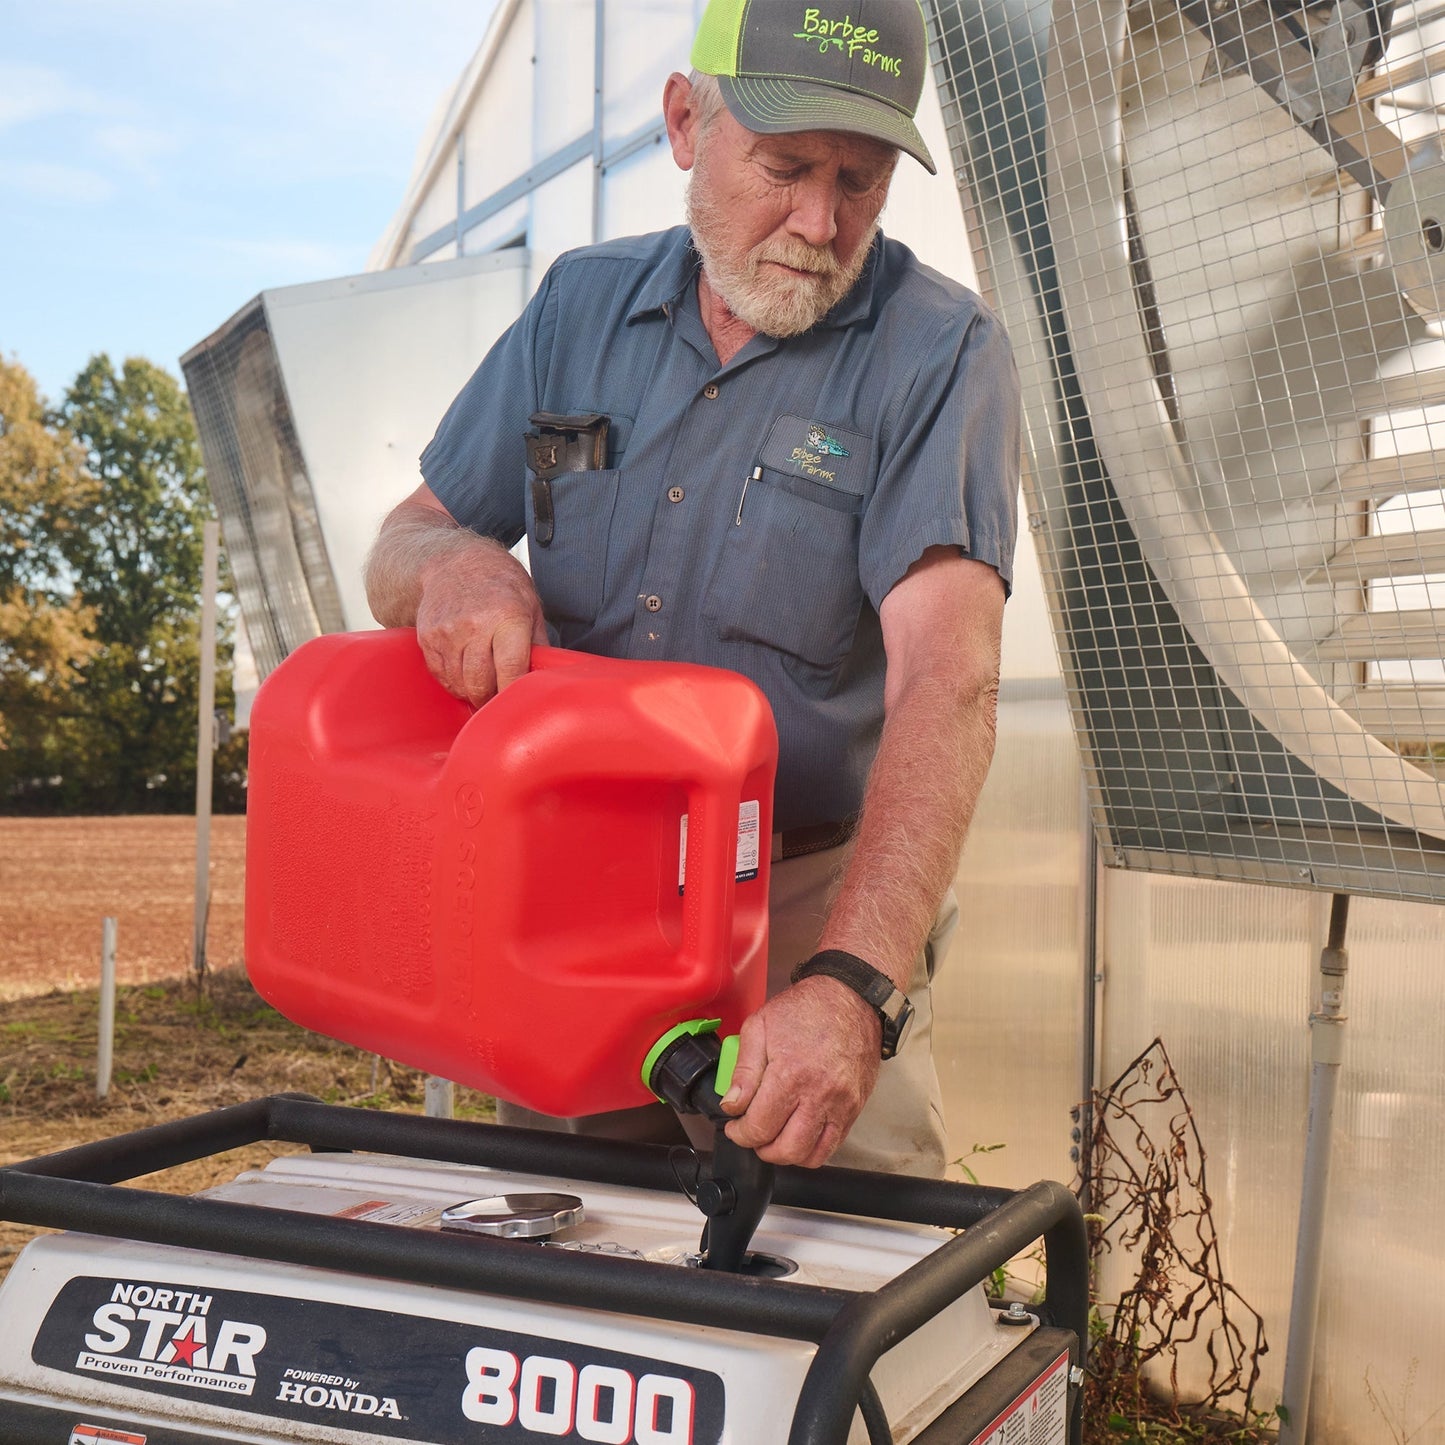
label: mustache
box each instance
[752,240,842,278]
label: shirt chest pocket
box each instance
[519,409,633,638]
[524,467,621,635]
[702,452,868,670]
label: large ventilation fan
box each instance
[931,0,1445,899]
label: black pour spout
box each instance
[644,1024,775,1273]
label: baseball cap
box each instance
[691,0,936,174]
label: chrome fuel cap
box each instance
[440,1192,585,1239]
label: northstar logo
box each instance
[78,1282,267,1396]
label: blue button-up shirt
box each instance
[421,226,1019,831]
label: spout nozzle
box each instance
[643,1020,774,1272]
[697,1133,774,1272]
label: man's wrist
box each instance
[791,949,915,1060]
[415,525,500,578]
[798,969,883,1039]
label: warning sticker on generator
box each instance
[969,1349,1070,1444]
[678,801,761,893]
[333,1198,443,1227]
[34,1276,726,1445]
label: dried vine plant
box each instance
[1086,1038,1269,1428]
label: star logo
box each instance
[165,1322,205,1367]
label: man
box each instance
[365,0,1019,1177]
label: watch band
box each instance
[790,949,915,1060]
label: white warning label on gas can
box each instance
[735,799,760,882]
[969,1349,1070,1444]
[678,802,762,892]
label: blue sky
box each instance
[1,1,497,406]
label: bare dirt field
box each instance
[1,815,247,1000]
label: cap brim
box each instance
[718,75,936,175]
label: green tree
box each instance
[0,352,238,812]
[0,357,97,796]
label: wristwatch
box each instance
[790,950,915,1060]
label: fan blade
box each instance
[1307,526,1445,580]
[1314,607,1445,656]
[1337,451,1445,500]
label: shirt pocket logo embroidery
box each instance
[762,415,869,495]
[805,423,848,456]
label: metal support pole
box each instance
[591,0,606,242]
[1073,778,1101,1217]
[192,519,219,979]
[97,918,117,1100]
[1279,892,1350,1445]
[455,132,466,254]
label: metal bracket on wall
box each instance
[411,119,669,264]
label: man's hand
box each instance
[413,538,547,705]
[718,977,882,1168]
[365,484,547,707]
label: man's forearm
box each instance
[816,661,998,990]
[364,499,507,628]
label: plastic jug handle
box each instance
[520,643,732,985]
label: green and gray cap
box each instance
[691,0,936,174]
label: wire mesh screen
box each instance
[181,299,346,680]
[929,0,1445,900]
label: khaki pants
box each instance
[498,844,956,1178]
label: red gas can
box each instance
[244,629,777,1116]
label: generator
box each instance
[0,1094,1087,1444]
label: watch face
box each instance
[882,995,916,1059]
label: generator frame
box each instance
[0,1094,1088,1445]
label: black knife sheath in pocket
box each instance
[525,412,611,548]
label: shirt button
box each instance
[703,383,720,399]
[667,486,685,503]
[644,594,663,613]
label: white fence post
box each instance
[193,518,220,978]
[98,917,117,1100]
[425,1076,456,1119]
